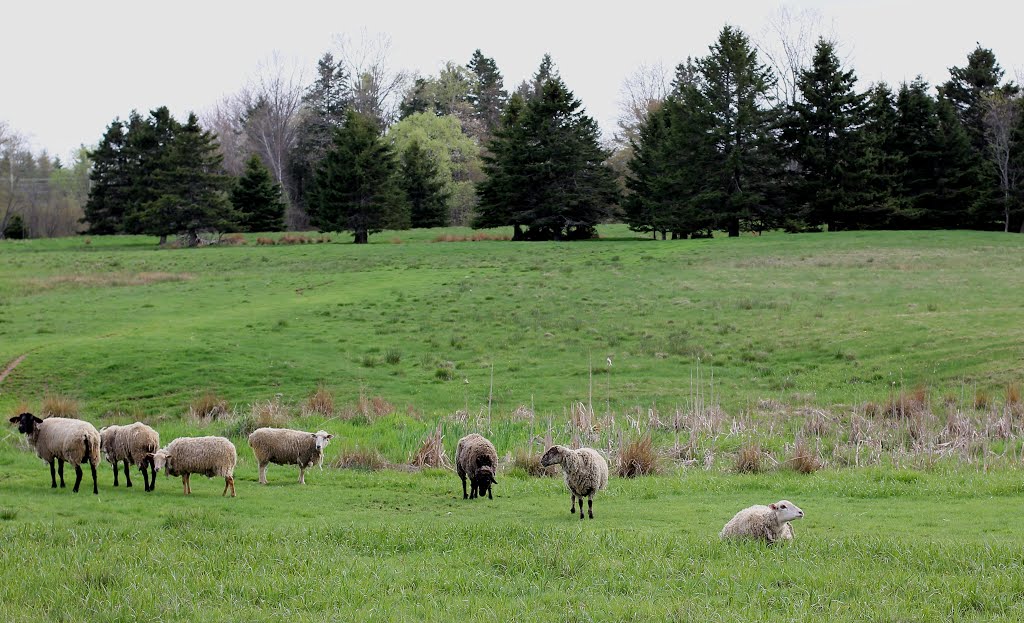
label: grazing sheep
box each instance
[8,413,100,495]
[455,433,498,500]
[99,422,160,492]
[247,427,333,485]
[540,445,609,519]
[150,436,237,497]
[720,500,804,544]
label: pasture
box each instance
[2,227,1024,621]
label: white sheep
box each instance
[455,433,498,500]
[99,422,160,492]
[9,413,101,495]
[540,445,609,519]
[247,427,333,485]
[720,500,804,543]
[150,436,237,497]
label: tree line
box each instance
[3,23,1023,242]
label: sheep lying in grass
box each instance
[540,445,608,519]
[150,436,237,497]
[9,413,100,494]
[99,422,160,492]
[247,427,333,485]
[455,433,498,500]
[720,500,804,544]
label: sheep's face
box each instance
[150,449,171,474]
[474,466,498,496]
[313,431,333,452]
[770,500,804,523]
[540,446,565,467]
[8,413,42,435]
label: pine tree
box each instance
[129,113,236,246]
[232,155,286,232]
[939,45,1010,152]
[697,25,784,236]
[467,50,508,136]
[82,120,130,234]
[309,110,408,243]
[476,58,619,240]
[857,83,905,226]
[399,140,449,228]
[475,93,528,235]
[784,39,868,230]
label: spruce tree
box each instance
[475,93,528,236]
[467,50,508,136]
[858,83,905,226]
[309,110,408,243]
[939,45,1010,152]
[399,140,449,228]
[232,155,286,232]
[82,120,131,234]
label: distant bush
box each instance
[333,447,388,471]
[303,384,335,417]
[617,435,660,477]
[188,391,230,421]
[734,442,764,473]
[40,394,80,418]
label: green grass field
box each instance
[2,227,1024,621]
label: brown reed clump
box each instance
[303,384,335,417]
[256,237,276,246]
[219,233,247,246]
[188,391,230,421]
[410,424,451,469]
[40,394,80,418]
[974,389,990,411]
[734,442,765,473]
[884,386,929,419]
[788,438,822,474]
[512,449,559,477]
[333,447,388,471]
[617,435,660,477]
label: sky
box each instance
[2,0,1022,161]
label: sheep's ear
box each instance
[326,434,333,440]
[490,475,498,484]
[769,503,778,510]
[7,416,18,424]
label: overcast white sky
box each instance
[3,0,1022,161]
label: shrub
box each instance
[256,237,276,246]
[734,443,764,473]
[303,384,335,417]
[220,233,247,246]
[512,449,559,477]
[617,435,659,477]
[188,391,230,421]
[333,447,388,470]
[410,424,450,469]
[40,394,80,418]
[788,438,822,474]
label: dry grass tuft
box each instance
[788,438,822,473]
[410,423,451,469]
[255,237,276,246]
[800,408,832,437]
[29,272,194,291]
[511,450,559,477]
[883,386,930,419]
[432,233,511,243]
[617,435,660,477]
[223,398,290,437]
[734,442,765,473]
[219,233,247,246]
[333,447,388,471]
[974,389,990,411]
[278,234,312,245]
[40,394,80,418]
[188,391,230,421]
[303,384,335,417]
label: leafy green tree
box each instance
[476,58,619,240]
[399,140,449,228]
[784,39,869,230]
[399,62,473,120]
[389,112,482,226]
[232,155,286,232]
[309,110,408,243]
[697,25,784,236]
[128,113,236,246]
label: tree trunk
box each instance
[353,228,369,244]
[158,234,167,246]
[660,231,666,240]
[185,230,200,248]
[513,224,524,241]
[728,217,740,237]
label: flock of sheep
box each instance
[8,412,804,543]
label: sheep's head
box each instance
[474,465,498,497]
[149,449,172,476]
[769,500,804,523]
[8,412,42,435]
[539,445,566,467]
[312,430,333,452]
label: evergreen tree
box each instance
[399,140,449,228]
[857,83,905,226]
[3,214,26,239]
[939,45,1011,152]
[309,110,408,243]
[129,113,236,246]
[466,50,508,136]
[474,93,528,234]
[232,155,286,232]
[784,39,868,230]
[697,25,784,236]
[82,120,130,234]
[475,58,619,240]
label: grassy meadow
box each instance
[2,227,1024,621]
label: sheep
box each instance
[455,433,498,500]
[540,445,609,519]
[8,413,101,495]
[149,436,237,496]
[99,422,160,492]
[247,427,333,485]
[719,500,804,544]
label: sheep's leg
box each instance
[90,461,98,495]
[460,474,468,499]
[49,459,57,488]
[141,464,150,492]
[58,459,66,488]
[470,481,478,499]
[487,485,492,500]
[570,493,576,514]
[123,460,132,488]
[224,475,236,497]
[588,497,594,519]
[72,463,83,493]
[112,460,120,487]
[258,463,267,485]
[182,474,189,495]
[298,466,305,485]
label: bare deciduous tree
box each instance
[756,5,837,106]
[982,90,1022,232]
[613,61,670,149]
[0,123,29,238]
[335,31,412,129]
[201,97,249,177]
